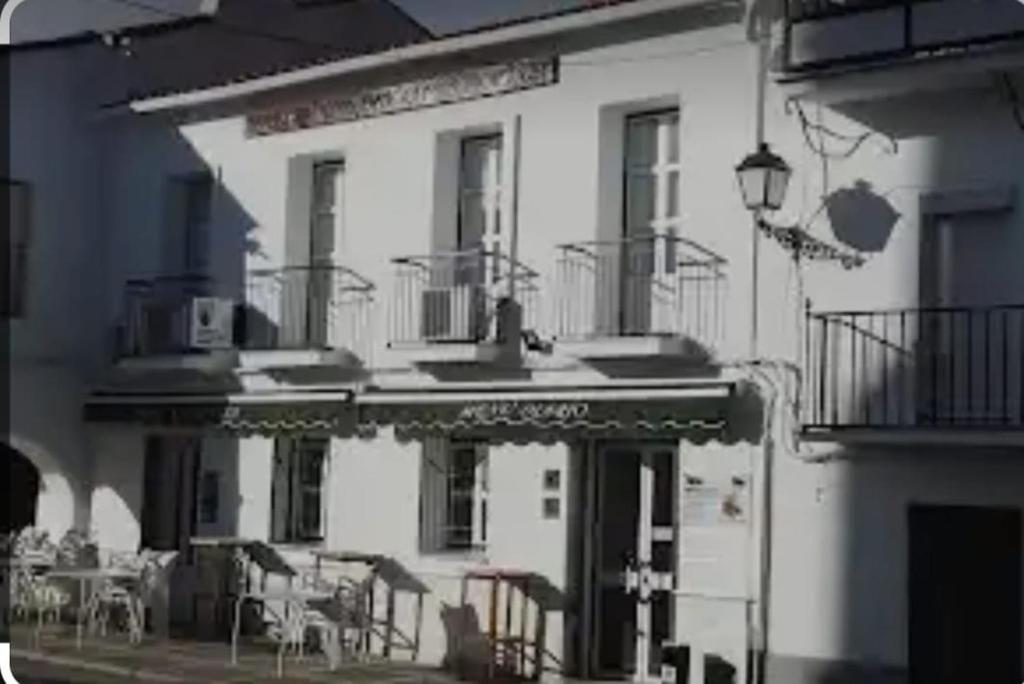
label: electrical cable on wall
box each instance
[786,98,899,159]
[997,72,1024,133]
[99,0,362,51]
[98,0,754,70]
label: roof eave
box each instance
[130,0,725,114]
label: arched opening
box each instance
[3,442,41,534]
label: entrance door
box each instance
[908,504,1022,684]
[141,436,202,629]
[141,435,200,554]
[591,443,677,681]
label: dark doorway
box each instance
[3,444,40,535]
[908,504,1022,684]
[140,435,200,554]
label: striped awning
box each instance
[84,393,354,436]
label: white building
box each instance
[7,0,1024,682]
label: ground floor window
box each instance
[420,438,489,552]
[271,436,329,543]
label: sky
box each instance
[9,0,587,43]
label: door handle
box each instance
[622,551,640,593]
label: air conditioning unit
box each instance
[420,285,485,342]
[189,297,235,349]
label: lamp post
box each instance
[735,143,792,357]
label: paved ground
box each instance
[8,625,462,684]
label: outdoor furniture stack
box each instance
[189,536,258,640]
[229,542,360,677]
[3,527,174,650]
[458,568,541,681]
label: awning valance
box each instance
[84,394,354,436]
[355,385,734,444]
[83,383,754,444]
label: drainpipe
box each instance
[508,114,522,303]
[750,2,775,681]
[754,368,775,684]
[750,1,770,359]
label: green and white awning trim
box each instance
[84,392,354,436]
[84,382,752,443]
[355,384,734,444]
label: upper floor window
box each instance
[271,436,329,544]
[420,438,489,553]
[625,110,681,237]
[4,180,32,318]
[310,160,344,265]
[163,173,212,277]
[458,134,503,253]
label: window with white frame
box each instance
[310,160,343,265]
[4,180,32,318]
[457,134,503,254]
[620,109,682,334]
[420,438,489,553]
[625,109,681,239]
[270,436,329,543]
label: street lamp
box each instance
[735,142,864,358]
[736,142,791,358]
[735,142,792,213]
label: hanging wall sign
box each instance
[455,401,590,425]
[357,394,728,442]
[246,58,559,137]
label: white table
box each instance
[231,588,337,677]
[46,567,142,649]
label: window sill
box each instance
[419,549,490,565]
[268,540,326,552]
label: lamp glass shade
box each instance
[764,164,791,211]
[736,143,791,212]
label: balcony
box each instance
[782,0,1024,76]
[554,235,727,362]
[239,265,374,372]
[804,305,1024,438]
[116,266,374,375]
[117,275,238,374]
[388,249,540,365]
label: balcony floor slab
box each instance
[238,348,361,371]
[115,350,239,375]
[557,335,712,362]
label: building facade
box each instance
[7,0,1024,682]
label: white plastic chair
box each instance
[138,550,178,638]
[88,551,146,644]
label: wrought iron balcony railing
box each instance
[388,249,540,347]
[119,275,212,357]
[804,305,1024,431]
[783,0,1024,73]
[118,266,374,359]
[554,234,727,347]
[241,265,374,355]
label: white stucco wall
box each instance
[88,428,145,553]
[7,41,134,539]
[769,445,1024,676]
[8,367,93,539]
[12,3,1023,680]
